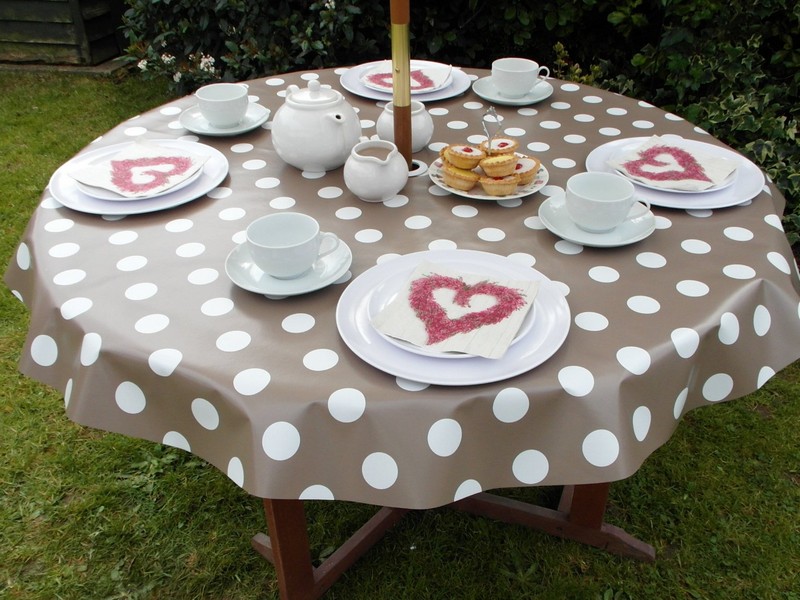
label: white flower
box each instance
[324,0,335,9]
[161,53,175,65]
[199,54,215,73]
[173,72,182,83]
[137,59,148,72]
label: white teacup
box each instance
[491,57,550,99]
[246,212,340,279]
[565,172,650,233]
[195,83,249,128]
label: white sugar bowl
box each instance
[375,99,434,153]
[271,80,362,171]
[344,138,409,202]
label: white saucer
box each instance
[538,195,655,247]
[180,103,270,136]
[225,240,352,296]
[472,76,554,106]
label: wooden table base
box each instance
[251,482,655,599]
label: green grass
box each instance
[2,71,799,600]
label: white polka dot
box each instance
[427,419,462,457]
[753,305,771,336]
[633,120,654,129]
[188,268,218,285]
[60,297,92,319]
[523,216,546,230]
[560,83,580,92]
[452,205,478,218]
[454,479,482,502]
[336,206,362,220]
[207,187,232,199]
[429,239,457,251]
[234,368,270,395]
[328,388,366,423]
[262,422,300,461]
[45,218,75,233]
[49,242,80,258]
[115,381,146,414]
[53,269,86,286]
[16,243,31,270]
[163,431,190,451]
[575,312,608,331]
[507,252,535,267]
[676,280,709,297]
[431,106,452,114]
[302,170,326,179]
[201,297,233,316]
[405,215,431,230]
[165,218,193,233]
[573,114,595,123]
[355,229,383,243]
[303,348,339,371]
[243,159,267,170]
[617,346,651,375]
[117,255,147,271]
[478,227,505,242]
[539,120,561,129]
[671,388,688,419]
[563,134,586,144]
[671,327,700,358]
[121,283,155,301]
[135,314,169,334]
[270,196,296,209]
[627,296,660,314]
[318,186,343,199]
[552,158,577,169]
[757,366,776,388]
[362,452,398,489]
[583,95,603,104]
[148,348,182,376]
[219,207,246,221]
[551,102,571,110]
[767,252,791,275]
[558,366,594,397]
[589,266,619,283]
[527,141,551,152]
[599,127,621,136]
[492,387,529,423]
[227,457,244,487]
[703,373,734,402]
[123,125,147,137]
[80,333,102,366]
[512,449,549,484]
[256,177,281,189]
[231,143,253,153]
[607,107,627,116]
[64,379,72,408]
[282,313,315,333]
[724,226,753,241]
[109,231,138,245]
[176,242,205,258]
[192,398,220,430]
[636,252,667,268]
[216,330,251,352]
[723,264,755,280]
[632,406,651,441]
[719,312,740,345]
[395,378,429,391]
[447,120,469,130]
[31,335,58,366]
[582,430,619,467]
[764,214,783,230]
[299,485,335,500]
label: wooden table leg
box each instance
[450,483,655,562]
[252,499,408,600]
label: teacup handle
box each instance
[532,66,550,89]
[318,232,340,258]
[630,198,651,218]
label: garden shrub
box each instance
[122,0,799,250]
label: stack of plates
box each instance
[336,249,571,386]
[48,139,229,216]
[340,60,472,102]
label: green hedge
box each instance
[122,0,799,250]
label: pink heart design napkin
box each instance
[71,140,209,198]
[607,136,739,191]
[361,61,452,93]
[371,261,539,359]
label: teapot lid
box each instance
[287,79,342,107]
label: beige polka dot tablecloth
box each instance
[5,68,800,509]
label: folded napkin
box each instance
[608,136,738,191]
[372,261,539,359]
[361,61,452,93]
[71,140,209,198]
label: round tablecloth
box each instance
[6,67,800,509]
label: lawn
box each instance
[1,70,799,599]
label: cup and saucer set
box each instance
[225,212,353,296]
[472,57,554,106]
[538,172,656,248]
[180,83,271,136]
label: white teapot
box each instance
[271,80,361,171]
[343,138,409,202]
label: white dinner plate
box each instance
[225,240,352,296]
[471,76,554,106]
[586,136,765,209]
[538,195,656,248]
[428,157,549,201]
[48,140,229,216]
[340,61,472,102]
[75,164,203,201]
[179,103,270,136]
[336,250,570,386]
[360,60,453,95]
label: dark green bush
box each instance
[122,0,799,251]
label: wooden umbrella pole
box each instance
[390,0,412,167]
